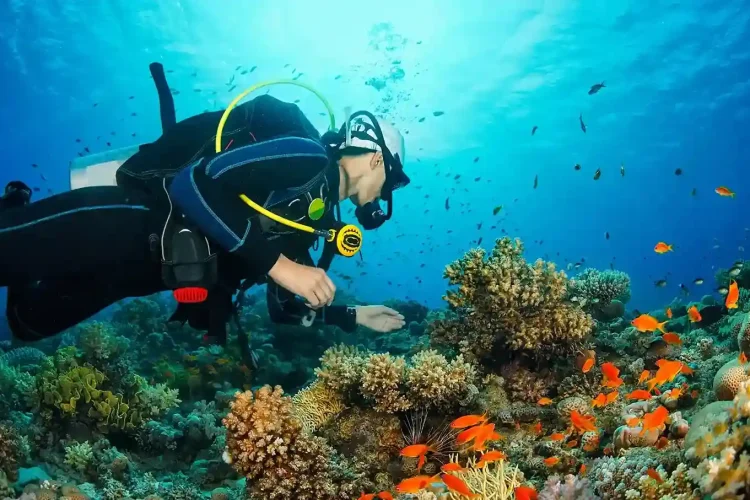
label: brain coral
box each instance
[713,358,750,401]
[430,237,593,361]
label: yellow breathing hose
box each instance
[215,80,336,236]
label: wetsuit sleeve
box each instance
[266,280,358,332]
[168,137,330,277]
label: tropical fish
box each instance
[574,163,582,171]
[638,370,651,384]
[654,242,674,254]
[441,463,466,473]
[544,457,559,467]
[514,486,538,500]
[579,464,587,476]
[687,305,702,323]
[600,362,620,380]
[640,406,669,436]
[493,205,503,215]
[400,444,432,457]
[566,440,578,448]
[570,410,598,433]
[626,389,653,401]
[655,436,670,450]
[450,415,487,429]
[477,450,506,465]
[537,397,553,406]
[593,168,601,180]
[662,332,682,345]
[472,423,497,451]
[377,493,393,500]
[631,314,668,333]
[646,468,663,483]
[666,307,672,319]
[548,433,565,441]
[440,473,478,497]
[591,393,607,408]
[693,278,704,285]
[674,168,682,176]
[456,424,487,445]
[532,125,538,135]
[646,360,686,391]
[715,186,735,197]
[655,279,667,287]
[579,113,587,133]
[620,163,625,177]
[582,358,595,373]
[605,392,619,404]
[740,352,748,364]
[726,280,739,309]
[395,475,437,493]
[588,82,606,94]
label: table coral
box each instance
[430,237,593,361]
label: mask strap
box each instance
[343,106,352,147]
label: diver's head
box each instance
[326,111,409,230]
[4,181,31,205]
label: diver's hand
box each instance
[355,305,405,333]
[268,255,335,309]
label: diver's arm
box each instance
[266,280,358,332]
[168,137,330,277]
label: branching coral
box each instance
[687,379,750,498]
[568,268,631,308]
[64,441,94,474]
[406,350,476,409]
[222,385,360,499]
[430,237,593,361]
[361,353,411,413]
[443,455,524,499]
[314,344,369,393]
[500,361,554,403]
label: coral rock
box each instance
[613,425,661,451]
[712,358,750,400]
[557,396,591,420]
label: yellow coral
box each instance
[292,380,347,433]
[406,350,476,409]
[431,237,593,359]
[314,344,368,392]
[713,358,750,400]
[443,454,524,499]
[688,379,750,497]
[361,353,411,413]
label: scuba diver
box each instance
[0,67,409,358]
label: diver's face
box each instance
[350,151,386,206]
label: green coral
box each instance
[64,441,94,473]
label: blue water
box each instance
[0,0,748,320]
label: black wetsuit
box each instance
[1,95,357,343]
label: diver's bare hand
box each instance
[355,305,405,333]
[268,255,336,308]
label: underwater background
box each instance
[0,1,749,499]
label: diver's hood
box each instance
[69,146,139,190]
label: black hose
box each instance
[149,62,176,133]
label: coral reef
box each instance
[430,237,594,361]
[568,268,632,308]
[539,474,600,499]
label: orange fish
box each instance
[687,305,702,323]
[395,475,437,494]
[566,440,578,448]
[440,473,478,498]
[726,280,739,309]
[478,450,506,463]
[740,352,748,364]
[591,393,606,408]
[654,242,674,254]
[647,359,686,391]
[638,370,651,385]
[640,406,669,436]
[602,377,624,389]
[514,486,538,500]
[667,387,683,400]
[570,410,597,433]
[627,417,641,427]
[472,423,497,451]
[655,436,669,450]
[662,332,682,345]
[582,436,599,452]
[582,358,595,373]
[441,463,466,473]
[626,389,653,401]
[417,454,426,472]
[600,362,620,380]
[537,397,553,406]
[579,464,587,476]
[715,186,735,197]
[400,444,431,457]
[631,314,669,333]
[548,433,565,442]
[544,457,559,467]
[450,414,487,429]
[646,468,663,483]
[377,493,393,500]
[359,493,376,500]
[605,392,618,404]
[456,425,486,445]
[532,422,543,435]
[680,362,694,376]
[690,389,700,399]
[666,307,673,319]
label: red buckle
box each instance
[173,287,208,303]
